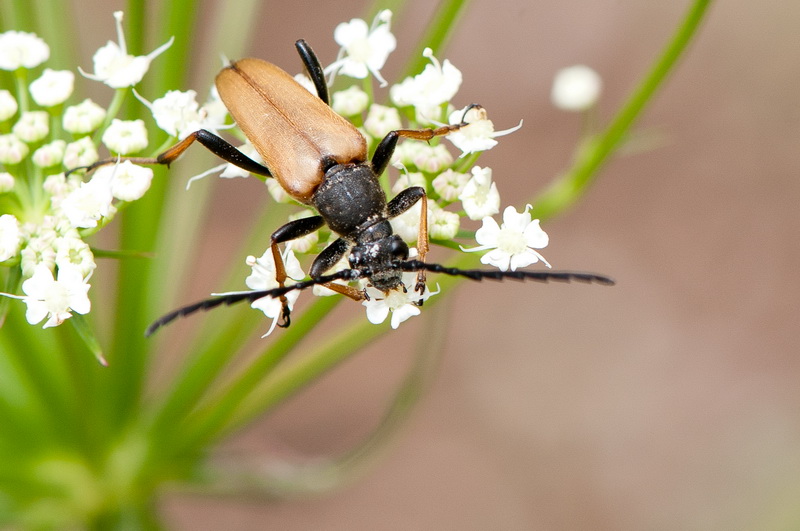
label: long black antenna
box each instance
[144,263,614,336]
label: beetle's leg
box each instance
[295,39,330,106]
[69,129,273,178]
[308,238,365,301]
[371,105,480,175]
[387,186,429,295]
[269,215,326,327]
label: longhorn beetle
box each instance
[77,40,614,336]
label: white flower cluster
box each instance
[0,12,222,329]
[218,11,567,334]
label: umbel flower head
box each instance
[0,12,174,335]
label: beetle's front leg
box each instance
[308,238,366,301]
[68,129,273,178]
[269,215,326,326]
[387,186,429,295]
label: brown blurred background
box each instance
[76,0,800,529]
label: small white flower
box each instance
[0,214,21,262]
[80,11,174,88]
[331,85,369,116]
[390,140,425,168]
[0,89,18,121]
[200,86,228,127]
[459,166,500,220]
[327,10,396,87]
[0,31,49,70]
[16,264,91,328]
[0,172,14,193]
[241,247,305,337]
[390,48,462,122]
[432,169,468,202]
[98,160,154,201]
[0,133,29,165]
[364,103,402,139]
[54,236,96,278]
[29,69,75,107]
[32,140,66,168]
[12,111,49,143]
[59,171,114,228]
[63,99,107,134]
[446,105,522,155]
[265,178,293,203]
[63,136,99,168]
[19,239,54,278]
[362,270,438,329]
[135,89,206,139]
[411,143,453,173]
[461,205,551,272]
[428,203,460,240]
[551,65,602,111]
[102,118,148,155]
[391,171,427,195]
[293,73,316,95]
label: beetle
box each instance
[78,39,614,336]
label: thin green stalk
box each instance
[531,0,713,219]
[169,296,343,453]
[400,0,471,79]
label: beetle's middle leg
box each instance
[71,129,273,178]
[268,215,327,327]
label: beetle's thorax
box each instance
[312,163,387,237]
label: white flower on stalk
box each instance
[237,247,305,337]
[135,89,215,139]
[12,111,49,143]
[60,171,114,228]
[461,205,551,272]
[63,99,107,134]
[29,69,75,107]
[411,143,453,173]
[80,11,174,88]
[20,236,56,277]
[390,48,462,122]
[446,105,522,155]
[63,136,99,168]
[551,65,602,111]
[432,169,468,202]
[428,203,460,240]
[0,214,21,262]
[364,104,401,139]
[332,85,369,116]
[0,90,18,120]
[327,10,396,87]
[0,172,14,193]
[14,264,90,328]
[362,269,438,330]
[0,133,29,165]
[458,166,500,220]
[54,236,96,278]
[0,31,49,70]
[102,118,148,155]
[94,160,154,201]
[32,140,66,168]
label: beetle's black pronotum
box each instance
[79,40,614,336]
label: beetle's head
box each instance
[348,225,409,292]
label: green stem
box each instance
[531,0,713,219]
[400,0,471,79]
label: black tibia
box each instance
[270,215,325,245]
[309,237,349,278]
[387,186,425,217]
[162,129,273,177]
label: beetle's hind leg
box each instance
[387,187,429,296]
[295,39,330,106]
[69,129,274,179]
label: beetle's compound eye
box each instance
[390,237,409,260]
